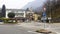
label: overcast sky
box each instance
[0,0,34,9]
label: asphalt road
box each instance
[0,25,37,34]
[18,22,60,34]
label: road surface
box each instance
[0,25,38,34]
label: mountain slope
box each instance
[22,0,47,10]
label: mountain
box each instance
[22,0,47,12]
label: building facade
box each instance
[6,9,26,18]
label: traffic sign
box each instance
[44,8,46,11]
[42,12,46,17]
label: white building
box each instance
[6,9,26,18]
[6,9,34,18]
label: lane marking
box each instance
[27,31,39,34]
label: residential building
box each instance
[6,9,26,18]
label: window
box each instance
[15,13,24,17]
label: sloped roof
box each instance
[6,9,26,11]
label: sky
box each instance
[0,0,34,9]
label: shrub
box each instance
[8,12,15,18]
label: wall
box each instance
[6,9,26,18]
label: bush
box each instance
[2,18,9,23]
[8,12,15,18]
[0,18,17,24]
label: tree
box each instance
[26,8,29,11]
[8,12,15,18]
[45,0,60,18]
[1,4,6,17]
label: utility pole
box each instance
[50,0,52,22]
[49,0,53,22]
[47,0,52,23]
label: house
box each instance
[6,9,26,18]
[6,9,34,18]
[0,8,34,22]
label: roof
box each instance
[0,8,26,11]
[6,9,26,11]
[0,8,32,13]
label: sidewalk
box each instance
[17,22,60,34]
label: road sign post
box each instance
[39,4,53,34]
[42,7,47,29]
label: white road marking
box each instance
[27,31,38,33]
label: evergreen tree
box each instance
[26,8,29,11]
[1,4,6,17]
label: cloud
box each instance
[0,0,34,9]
